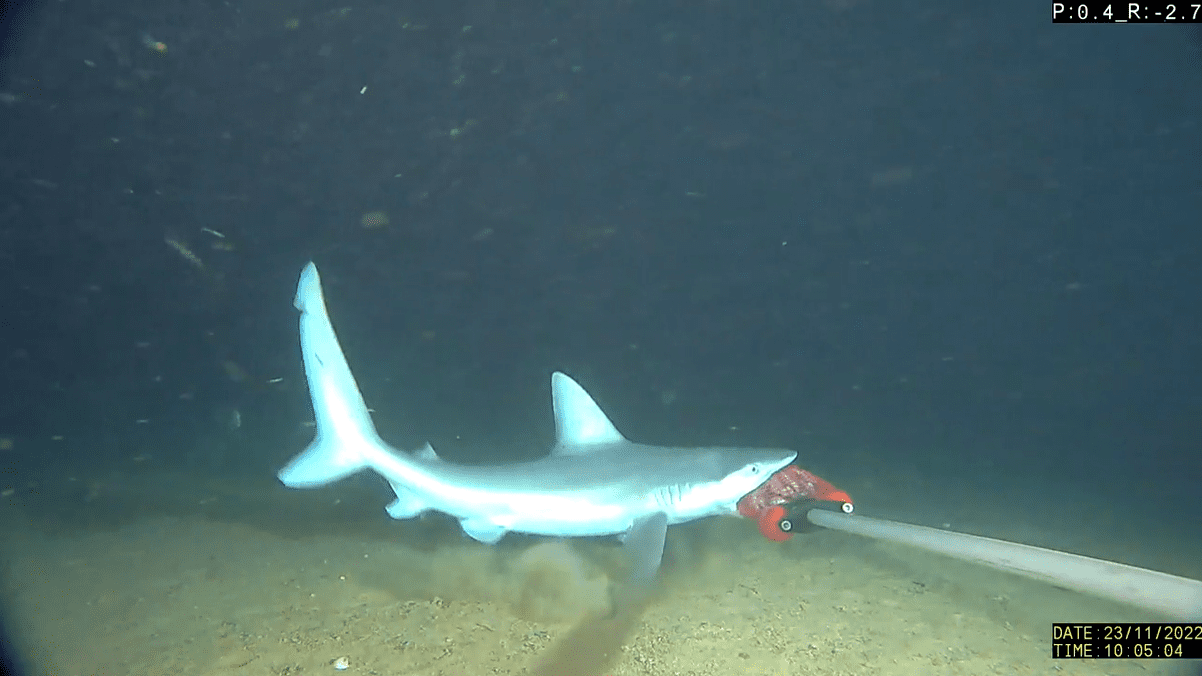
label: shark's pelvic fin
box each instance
[550,372,626,453]
[459,518,509,544]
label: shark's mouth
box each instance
[736,465,853,542]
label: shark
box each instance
[277,263,798,571]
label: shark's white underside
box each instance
[278,263,796,550]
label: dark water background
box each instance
[0,0,1198,573]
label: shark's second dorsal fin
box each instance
[415,443,439,461]
[551,372,625,452]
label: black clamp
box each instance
[774,497,854,536]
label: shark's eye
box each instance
[749,465,760,474]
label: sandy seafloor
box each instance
[1,461,1199,676]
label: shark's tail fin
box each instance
[278,263,386,488]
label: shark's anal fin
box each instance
[625,512,668,587]
[460,518,508,544]
[385,481,429,519]
[550,372,626,454]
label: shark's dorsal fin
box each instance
[551,372,626,452]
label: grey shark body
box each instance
[278,263,795,564]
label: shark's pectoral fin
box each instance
[385,481,430,519]
[625,512,669,587]
[460,518,509,544]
